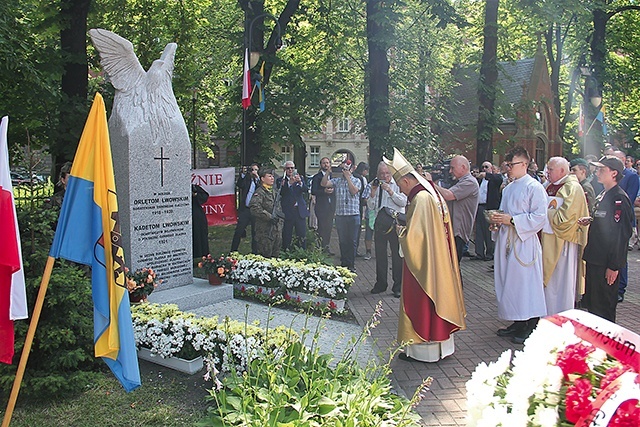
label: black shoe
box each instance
[462,251,472,258]
[398,352,418,362]
[485,255,494,261]
[496,323,520,337]
[370,287,386,294]
[472,255,485,261]
[511,335,527,344]
[618,294,624,303]
[393,291,401,298]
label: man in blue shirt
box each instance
[613,151,638,302]
[321,160,361,272]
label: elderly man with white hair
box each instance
[541,156,589,314]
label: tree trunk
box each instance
[584,7,607,156]
[475,0,499,165]
[53,0,91,179]
[365,0,391,166]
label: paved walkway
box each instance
[335,232,640,426]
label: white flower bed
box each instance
[228,254,355,300]
[131,303,294,373]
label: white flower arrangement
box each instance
[130,303,295,373]
[466,312,640,427]
[228,253,355,299]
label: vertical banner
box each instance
[191,168,237,226]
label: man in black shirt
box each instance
[580,156,633,322]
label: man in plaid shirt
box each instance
[321,160,361,271]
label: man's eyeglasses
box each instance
[285,166,295,170]
[251,168,259,172]
[504,161,525,169]
[482,165,491,169]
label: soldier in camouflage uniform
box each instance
[249,167,283,258]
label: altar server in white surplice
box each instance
[488,146,548,345]
[541,157,589,315]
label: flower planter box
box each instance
[233,283,346,311]
[137,347,204,375]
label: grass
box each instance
[1,360,210,426]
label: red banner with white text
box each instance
[191,168,237,226]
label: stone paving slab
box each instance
[342,231,640,426]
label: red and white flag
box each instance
[0,116,28,364]
[242,48,252,109]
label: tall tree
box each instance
[476,0,499,165]
[238,0,301,165]
[53,0,92,177]
[364,0,394,165]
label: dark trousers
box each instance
[454,235,466,287]
[373,223,402,292]
[315,206,334,250]
[584,263,619,322]
[282,213,307,250]
[618,262,628,297]
[231,208,256,253]
[475,205,493,258]
[454,236,465,262]
[335,214,359,269]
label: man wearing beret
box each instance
[570,158,596,212]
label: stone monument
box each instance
[90,28,192,289]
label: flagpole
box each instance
[2,256,56,427]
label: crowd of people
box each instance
[227,144,637,361]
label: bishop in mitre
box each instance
[384,148,466,362]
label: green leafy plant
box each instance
[0,202,101,398]
[202,302,428,426]
[279,230,332,264]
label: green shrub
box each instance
[279,229,332,265]
[203,303,426,426]
[0,203,101,399]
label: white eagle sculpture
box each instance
[89,28,183,142]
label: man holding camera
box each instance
[321,159,361,272]
[277,160,309,250]
[311,157,336,254]
[366,162,407,297]
[428,155,479,263]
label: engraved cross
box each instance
[154,147,169,187]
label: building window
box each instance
[535,137,546,168]
[281,146,292,163]
[309,146,320,167]
[337,117,350,133]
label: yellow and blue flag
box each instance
[49,93,140,392]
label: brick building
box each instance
[439,45,562,167]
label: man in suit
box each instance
[311,157,336,253]
[277,161,310,250]
[231,163,260,253]
[473,161,504,260]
